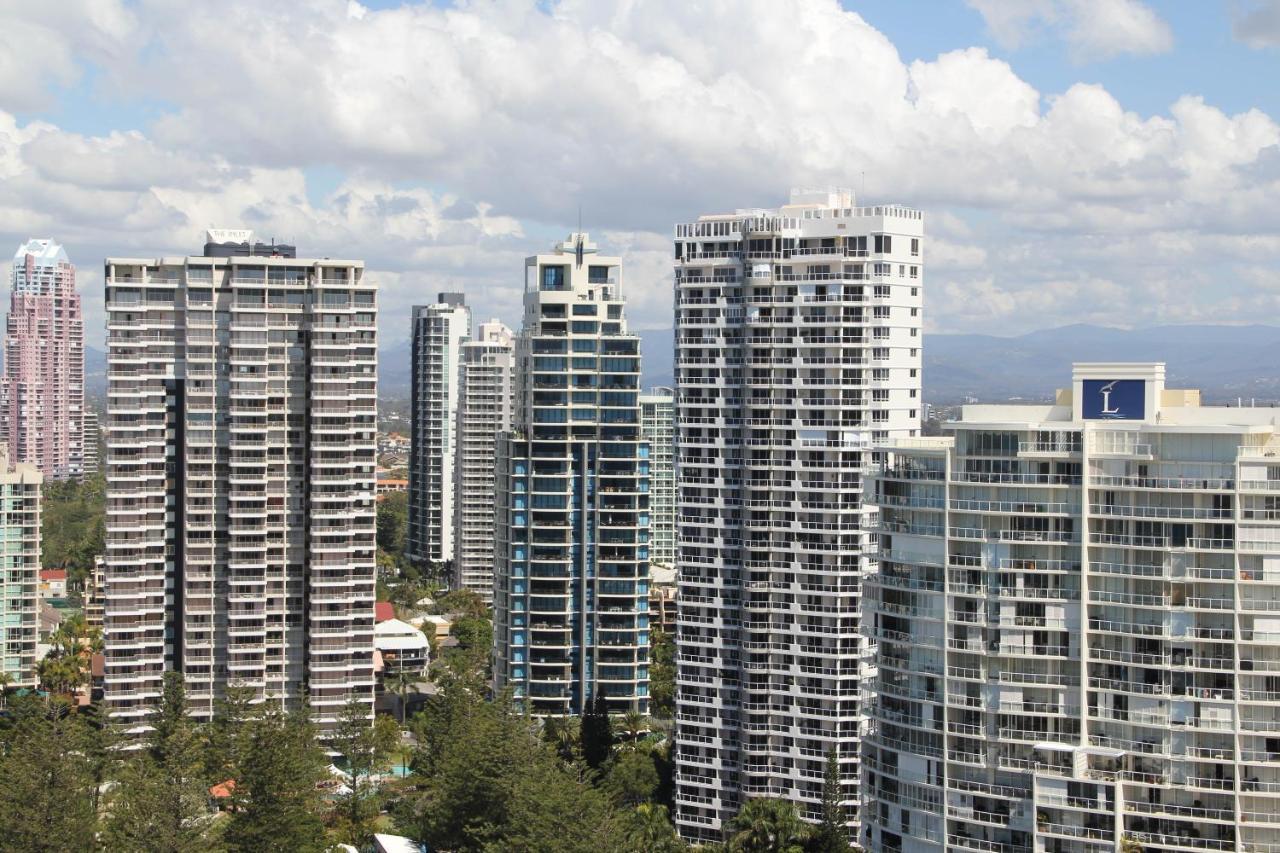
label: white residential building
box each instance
[673,189,925,841]
[493,234,650,716]
[0,449,41,688]
[453,319,514,603]
[104,232,377,731]
[408,294,471,572]
[865,362,1280,853]
[641,388,676,566]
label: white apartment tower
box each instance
[493,234,650,716]
[673,189,925,841]
[641,388,677,566]
[453,319,515,603]
[408,294,471,571]
[104,231,377,730]
[0,450,41,688]
[865,363,1280,853]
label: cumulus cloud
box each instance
[967,0,1173,60]
[1233,0,1280,48]
[0,0,1276,347]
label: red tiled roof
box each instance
[375,601,395,622]
[40,568,67,581]
[210,779,236,798]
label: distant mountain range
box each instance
[300,323,1280,406]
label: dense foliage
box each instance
[41,473,105,585]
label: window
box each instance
[874,263,891,276]
[874,285,891,298]
[872,410,888,422]
[911,287,918,296]
[899,265,905,276]
[541,265,566,290]
[910,266,918,278]
[910,389,917,397]
[573,304,598,316]
[910,238,920,256]
[872,389,889,402]
[911,328,918,337]
[873,306,890,319]
[910,307,918,316]
[910,368,918,377]
[874,234,892,254]
[872,347,890,360]
[588,265,611,284]
[909,409,918,419]
[873,368,889,381]
[873,327,889,339]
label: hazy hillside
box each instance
[378,323,1280,404]
[924,324,1280,403]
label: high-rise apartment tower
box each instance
[673,189,925,840]
[453,319,515,603]
[103,231,377,730]
[865,363,1280,853]
[407,294,471,571]
[2,239,84,480]
[0,450,41,687]
[493,234,650,715]
[641,388,677,566]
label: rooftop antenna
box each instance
[861,171,866,202]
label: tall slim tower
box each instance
[407,294,471,573]
[104,231,377,730]
[641,388,676,566]
[0,449,41,688]
[453,319,515,604]
[2,239,84,480]
[493,234,650,716]
[672,190,925,840]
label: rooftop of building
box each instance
[951,363,1280,434]
[680,187,923,227]
[13,238,69,267]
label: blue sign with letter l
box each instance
[1082,379,1145,420]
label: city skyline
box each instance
[2,1,1278,354]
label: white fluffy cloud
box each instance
[0,0,1276,347]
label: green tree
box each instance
[377,491,409,558]
[808,747,849,852]
[386,668,419,725]
[725,798,811,853]
[396,680,625,852]
[649,627,676,717]
[0,698,100,852]
[0,672,11,709]
[436,588,490,620]
[223,707,328,853]
[36,612,99,696]
[330,699,400,849]
[603,747,661,808]
[541,715,580,764]
[102,673,223,852]
[624,803,685,853]
[580,689,614,770]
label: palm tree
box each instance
[385,668,418,725]
[541,714,580,764]
[620,710,649,742]
[0,671,11,709]
[1120,837,1144,853]
[725,798,811,853]
[626,803,685,853]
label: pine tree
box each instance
[102,673,222,852]
[809,746,849,852]
[580,688,614,770]
[0,698,100,852]
[223,707,328,853]
[331,699,399,849]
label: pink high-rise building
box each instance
[2,239,85,480]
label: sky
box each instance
[1,0,1279,350]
